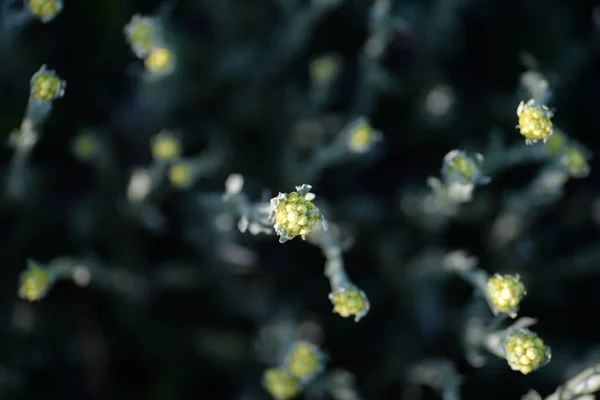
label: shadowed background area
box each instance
[1,0,600,399]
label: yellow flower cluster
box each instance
[347,118,380,153]
[329,285,370,322]
[263,367,300,400]
[144,47,176,76]
[124,14,176,76]
[270,186,322,242]
[30,65,66,103]
[263,341,325,399]
[124,15,162,58]
[25,0,63,23]
[504,329,551,375]
[561,146,590,178]
[151,131,182,162]
[19,262,54,301]
[285,342,323,380]
[517,99,554,144]
[169,161,194,189]
[486,274,526,315]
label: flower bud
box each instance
[144,47,176,77]
[442,150,489,185]
[561,146,590,178]
[168,161,195,189]
[124,14,162,58]
[151,131,181,162]
[19,261,55,302]
[270,185,327,243]
[545,128,566,155]
[517,99,554,144]
[25,0,63,23]
[263,367,300,400]
[504,329,551,375]
[329,285,370,322]
[346,117,381,153]
[486,274,526,316]
[285,341,324,381]
[30,65,66,103]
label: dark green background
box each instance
[1,0,600,398]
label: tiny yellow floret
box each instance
[263,367,300,400]
[487,274,526,316]
[272,191,320,241]
[504,329,551,375]
[151,132,181,161]
[561,147,590,178]
[286,342,322,380]
[545,128,566,155]
[25,0,63,23]
[517,99,554,144]
[348,119,377,153]
[169,162,194,189]
[19,263,54,302]
[124,15,161,58]
[30,65,66,102]
[144,47,176,76]
[329,285,370,322]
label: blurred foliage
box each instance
[1,0,600,399]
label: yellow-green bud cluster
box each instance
[263,341,325,399]
[346,117,381,153]
[25,0,63,23]
[124,15,162,59]
[329,285,370,322]
[19,261,55,302]
[486,273,526,316]
[561,146,590,178]
[545,128,566,155]
[517,99,554,144]
[144,47,176,76]
[285,341,324,381]
[150,131,182,162]
[504,329,551,375]
[169,161,195,189]
[124,14,176,76]
[270,185,326,243]
[441,150,489,185]
[262,367,300,400]
[30,65,66,103]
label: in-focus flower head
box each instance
[18,260,55,302]
[30,65,66,103]
[504,329,551,375]
[561,146,591,179]
[329,284,370,322]
[144,47,176,77]
[486,273,526,317]
[285,341,325,381]
[150,131,181,162]
[517,99,554,144]
[269,184,328,243]
[263,367,300,400]
[441,150,489,186]
[25,0,63,23]
[124,14,162,58]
